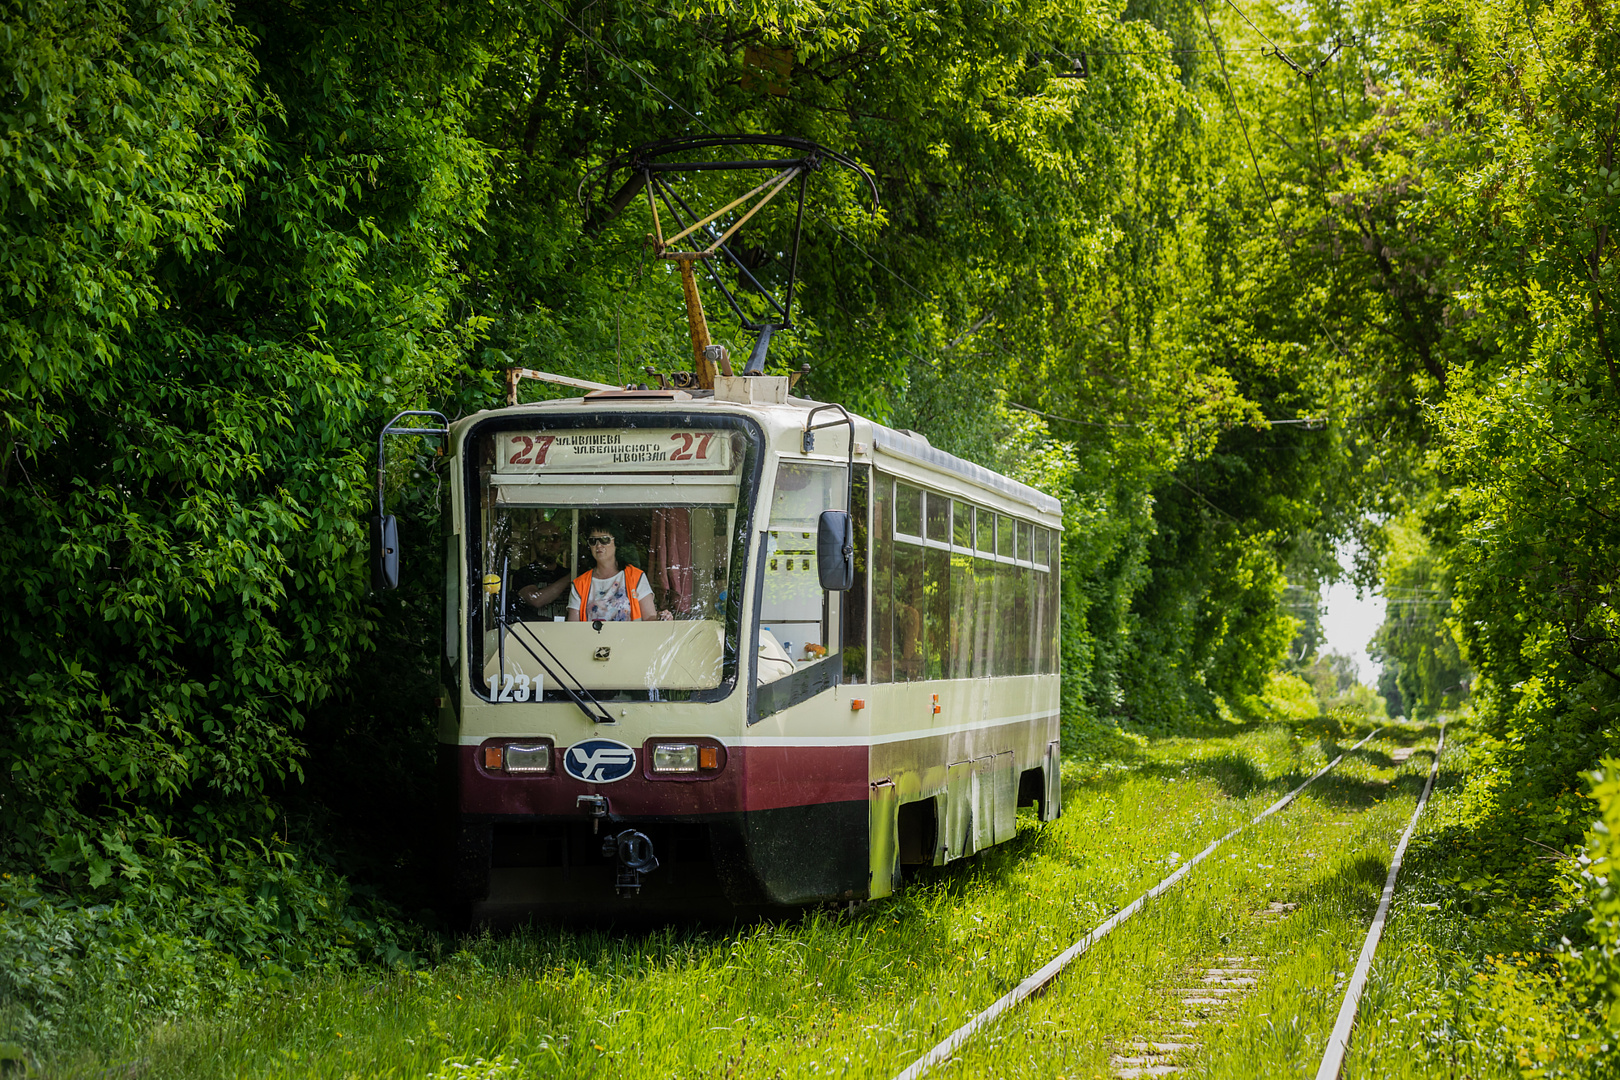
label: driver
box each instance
[567,520,671,622]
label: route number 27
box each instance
[507,435,556,466]
[668,432,715,461]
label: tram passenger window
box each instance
[1014,562,1032,675]
[892,482,926,681]
[991,517,1011,676]
[973,544,995,678]
[873,475,894,681]
[843,468,869,684]
[1038,527,1059,674]
[925,491,950,545]
[951,551,975,679]
[893,540,925,680]
[923,545,950,679]
[998,525,1029,677]
[953,503,974,550]
[1029,528,1048,673]
[872,475,894,684]
[1047,536,1061,673]
[896,483,923,538]
[950,501,975,679]
[1031,566,1048,675]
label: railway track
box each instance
[891,725,1448,1080]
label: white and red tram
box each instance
[437,375,1061,918]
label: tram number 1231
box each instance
[488,673,536,702]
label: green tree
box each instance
[0,0,492,912]
[1368,515,1469,719]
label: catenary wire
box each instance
[527,5,942,320]
[540,0,1361,425]
[1198,0,1283,231]
[532,0,717,135]
[1220,0,1306,71]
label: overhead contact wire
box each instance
[532,0,716,135]
[1314,724,1448,1080]
[533,9,938,321]
[890,727,1383,1080]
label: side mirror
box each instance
[372,513,400,590]
[817,510,855,591]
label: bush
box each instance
[0,836,429,1061]
[1562,760,1620,1035]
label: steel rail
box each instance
[1314,723,1447,1080]
[889,727,1384,1080]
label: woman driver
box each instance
[567,520,672,622]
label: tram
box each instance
[378,138,1063,918]
[423,381,1060,918]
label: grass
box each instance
[38,718,1599,1078]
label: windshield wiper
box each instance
[500,619,617,725]
[492,558,615,724]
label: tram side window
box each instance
[869,475,1058,683]
[1022,522,1038,676]
[896,482,922,537]
[991,513,1006,677]
[926,492,950,545]
[973,512,995,678]
[1014,530,1034,676]
[893,482,926,681]
[843,468,869,684]
[921,493,950,679]
[871,475,894,683]
[950,500,976,679]
[1049,524,1062,670]
[1048,530,1061,673]
[1030,527,1050,674]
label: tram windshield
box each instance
[467,424,753,702]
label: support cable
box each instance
[1220,0,1305,71]
[890,727,1384,1080]
[1198,0,1283,232]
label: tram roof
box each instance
[453,391,1063,524]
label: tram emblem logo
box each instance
[564,739,637,784]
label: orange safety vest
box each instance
[572,564,644,621]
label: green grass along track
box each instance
[57,722,1470,1079]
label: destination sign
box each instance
[494,429,733,474]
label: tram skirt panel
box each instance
[1042,738,1062,822]
[720,800,872,904]
[869,779,902,900]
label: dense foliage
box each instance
[2,0,1619,1065]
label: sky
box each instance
[1320,545,1386,686]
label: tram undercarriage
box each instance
[446,752,1060,924]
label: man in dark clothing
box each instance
[508,515,571,619]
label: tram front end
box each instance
[441,401,862,920]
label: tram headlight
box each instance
[647,740,725,776]
[481,739,554,775]
[652,743,700,774]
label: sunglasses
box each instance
[586,536,615,546]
